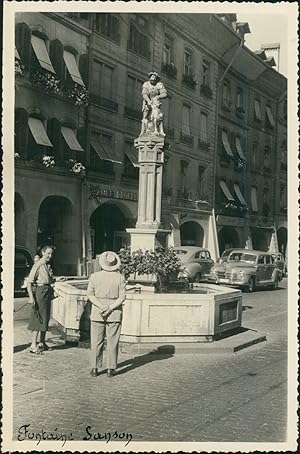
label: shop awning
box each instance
[235,137,246,160]
[234,184,246,205]
[126,148,139,168]
[61,127,84,151]
[63,50,85,86]
[251,187,258,212]
[28,117,53,147]
[219,181,235,201]
[91,139,122,164]
[15,47,20,60]
[31,35,55,73]
[266,106,275,127]
[254,100,262,121]
[221,131,234,157]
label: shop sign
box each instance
[89,184,138,204]
[217,215,245,227]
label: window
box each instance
[254,99,262,122]
[252,142,258,168]
[266,105,275,128]
[280,184,287,210]
[281,140,287,170]
[200,112,208,143]
[61,126,83,161]
[128,18,150,60]
[262,188,270,216]
[28,116,53,160]
[163,35,173,65]
[197,165,206,197]
[163,97,170,128]
[125,75,143,117]
[223,81,231,107]
[202,62,209,86]
[258,256,265,265]
[263,146,270,169]
[90,132,119,173]
[91,60,114,99]
[236,88,243,108]
[251,186,258,212]
[179,160,189,197]
[94,13,120,42]
[221,130,234,157]
[182,105,191,135]
[63,50,85,86]
[31,34,55,73]
[183,49,192,77]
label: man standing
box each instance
[87,251,126,378]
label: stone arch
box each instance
[218,226,240,255]
[15,192,25,245]
[37,196,77,275]
[180,220,204,247]
[89,202,133,257]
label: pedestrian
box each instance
[87,251,126,378]
[27,245,55,354]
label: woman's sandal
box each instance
[38,343,53,351]
[29,347,43,355]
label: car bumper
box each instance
[208,276,248,286]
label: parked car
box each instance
[175,246,214,282]
[209,249,282,292]
[271,253,287,277]
[14,246,33,296]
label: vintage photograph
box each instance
[2,1,298,452]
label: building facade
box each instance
[14,12,287,275]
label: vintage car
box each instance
[14,245,33,296]
[208,249,282,292]
[271,252,287,277]
[175,246,214,282]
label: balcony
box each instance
[89,94,118,112]
[124,106,141,121]
[200,84,213,99]
[161,63,177,80]
[222,99,232,112]
[182,73,197,90]
[198,137,210,151]
[180,131,194,145]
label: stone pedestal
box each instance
[127,134,170,251]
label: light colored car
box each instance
[175,246,214,282]
[209,249,282,292]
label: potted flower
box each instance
[66,158,86,176]
[31,68,60,94]
[41,154,56,168]
[64,83,88,106]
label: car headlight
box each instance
[237,270,245,277]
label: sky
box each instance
[237,14,288,77]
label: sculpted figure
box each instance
[140,71,167,136]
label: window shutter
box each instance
[49,40,64,80]
[47,118,63,162]
[79,54,89,87]
[15,22,31,68]
[15,109,29,159]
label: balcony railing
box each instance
[180,131,194,145]
[182,73,197,90]
[200,84,213,99]
[161,63,177,80]
[89,94,118,112]
[198,137,210,150]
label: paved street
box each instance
[12,279,291,446]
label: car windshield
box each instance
[228,253,256,264]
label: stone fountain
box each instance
[52,71,244,351]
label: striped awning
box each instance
[28,117,53,147]
[254,100,262,121]
[235,137,246,160]
[219,181,235,201]
[234,184,246,205]
[31,35,55,73]
[221,131,234,157]
[91,139,121,164]
[251,187,258,212]
[61,127,84,151]
[125,148,139,168]
[63,50,85,86]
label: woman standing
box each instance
[27,245,55,354]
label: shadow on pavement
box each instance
[14,343,31,353]
[116,346,174,375]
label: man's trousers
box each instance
[90,320,122,370]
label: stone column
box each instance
[127,135,170,252]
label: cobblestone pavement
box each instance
[12,279,292,445]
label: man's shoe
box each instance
[90,368,98,377]
[107,369,115,378]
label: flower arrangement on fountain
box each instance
[66,158,86,176]
[118,246,182,292]
[31,68,60,94]
[15,59,23,75]
[41,154,56,168]
[64,83,88,106]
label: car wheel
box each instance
[247,277,255,293]
[194,272,202,283]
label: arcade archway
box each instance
[180,221,204,246]
[218,226,240,254]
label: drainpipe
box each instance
[211,37,244,258]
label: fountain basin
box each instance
[53,280,242,345]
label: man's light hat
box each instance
[99,251,121,272]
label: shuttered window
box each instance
[63,50,85,86]
[235,137,246,160]
[219,180,235,201]
[61,127,84,152]
[234,184,246,205]
[28,117,53,147]
[221,131,234,157]
[31,35,55,73]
